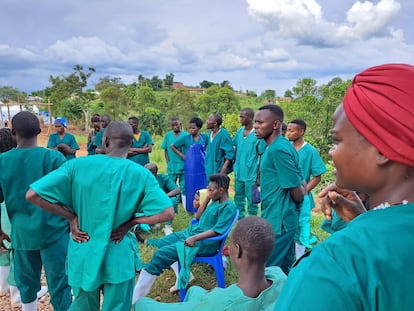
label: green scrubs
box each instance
[47,132,80,160]
[233,127,259,218]
[94,128,105,147]
[161,130,188,190]
[30,155,172,311]
[295,142,327,247]
[276,204,414,311]
[205,128,234,178]
[128,131,153,166]
[0,147,71,309]
[260,136,302,274]
[145,199,237,276]
[135,266,287,311]
[157,174,180,213]
[87,129,101,155]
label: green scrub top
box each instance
[128,131,153,166]
[94,128,105,147]
[233,127,259,182]
[260,136,302,235]
[297,142,327,208]
[47,132,80,160]
[205,128,234,177]
[87,129,102,155]
[135,266,287,311]
[0,147,68,250]
[30,155,172,291]
[276,204,414,311]
[161,130,188,175]
[173,133,209,155]
[157,174,179,194]
[186,199,237,255]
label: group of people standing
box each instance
[0,63,413,311]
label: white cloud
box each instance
[247,0,402,46]
[45,36,126,65]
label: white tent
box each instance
[0,101,40,127]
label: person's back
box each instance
[28,121,174,311]
[0,111,71,311]
[0,147,68,248]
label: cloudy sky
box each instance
[1,0,413,95]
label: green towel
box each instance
[176,241,200,290]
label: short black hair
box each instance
[105,121,134,149]
[209,173,230,191]
[12,111,41,138]
[289,119,307,132]
[241,108,254,119]
[258,104,284,122]
[189,117,203,129]
[128,116,139,124]
[0,128,16,153]
[211,113,223,126]
[232,216,275,264]
[171,117,180,123]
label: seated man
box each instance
[132,173,237,303]
[135,216,287,310]
[144,163,181,235]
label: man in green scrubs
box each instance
[27,121,175,311]
[161,117,187,194]
[127,116,153,166]
[95,114,111,154]
[276,64,414,310]
[287,119,327,256]
[135,216,287,311]
[0,111,71,311]
[254,105,306,275]
[233,108,260,218]
[132,173,237,303]
[205,113,234,179]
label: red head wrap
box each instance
[343,64,414,167]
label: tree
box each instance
[196,86,240,119]
[48,65,96,130]
[149,76,163,91]
[261,89,276,101]
[168,88,197,124]
[163,73,175,89]
[284,89,294,98]
[100,86,129,120]
[95,76,123,92]
[140,107,167,136]
[135,86,157,113]
[199,80,217,88]
[292,78,318,98]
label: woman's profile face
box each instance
[329,104,379,192]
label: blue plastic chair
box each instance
[179,209,239,301]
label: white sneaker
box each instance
[37,286,48,299]
[163,225,173,236]
[169,272,195,293]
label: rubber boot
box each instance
[37,286,48,299]
[0,266,10,295]
[295,243,306,260]
[132,269,157,304]
[10,286,21,308]
[22,300,38,311]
